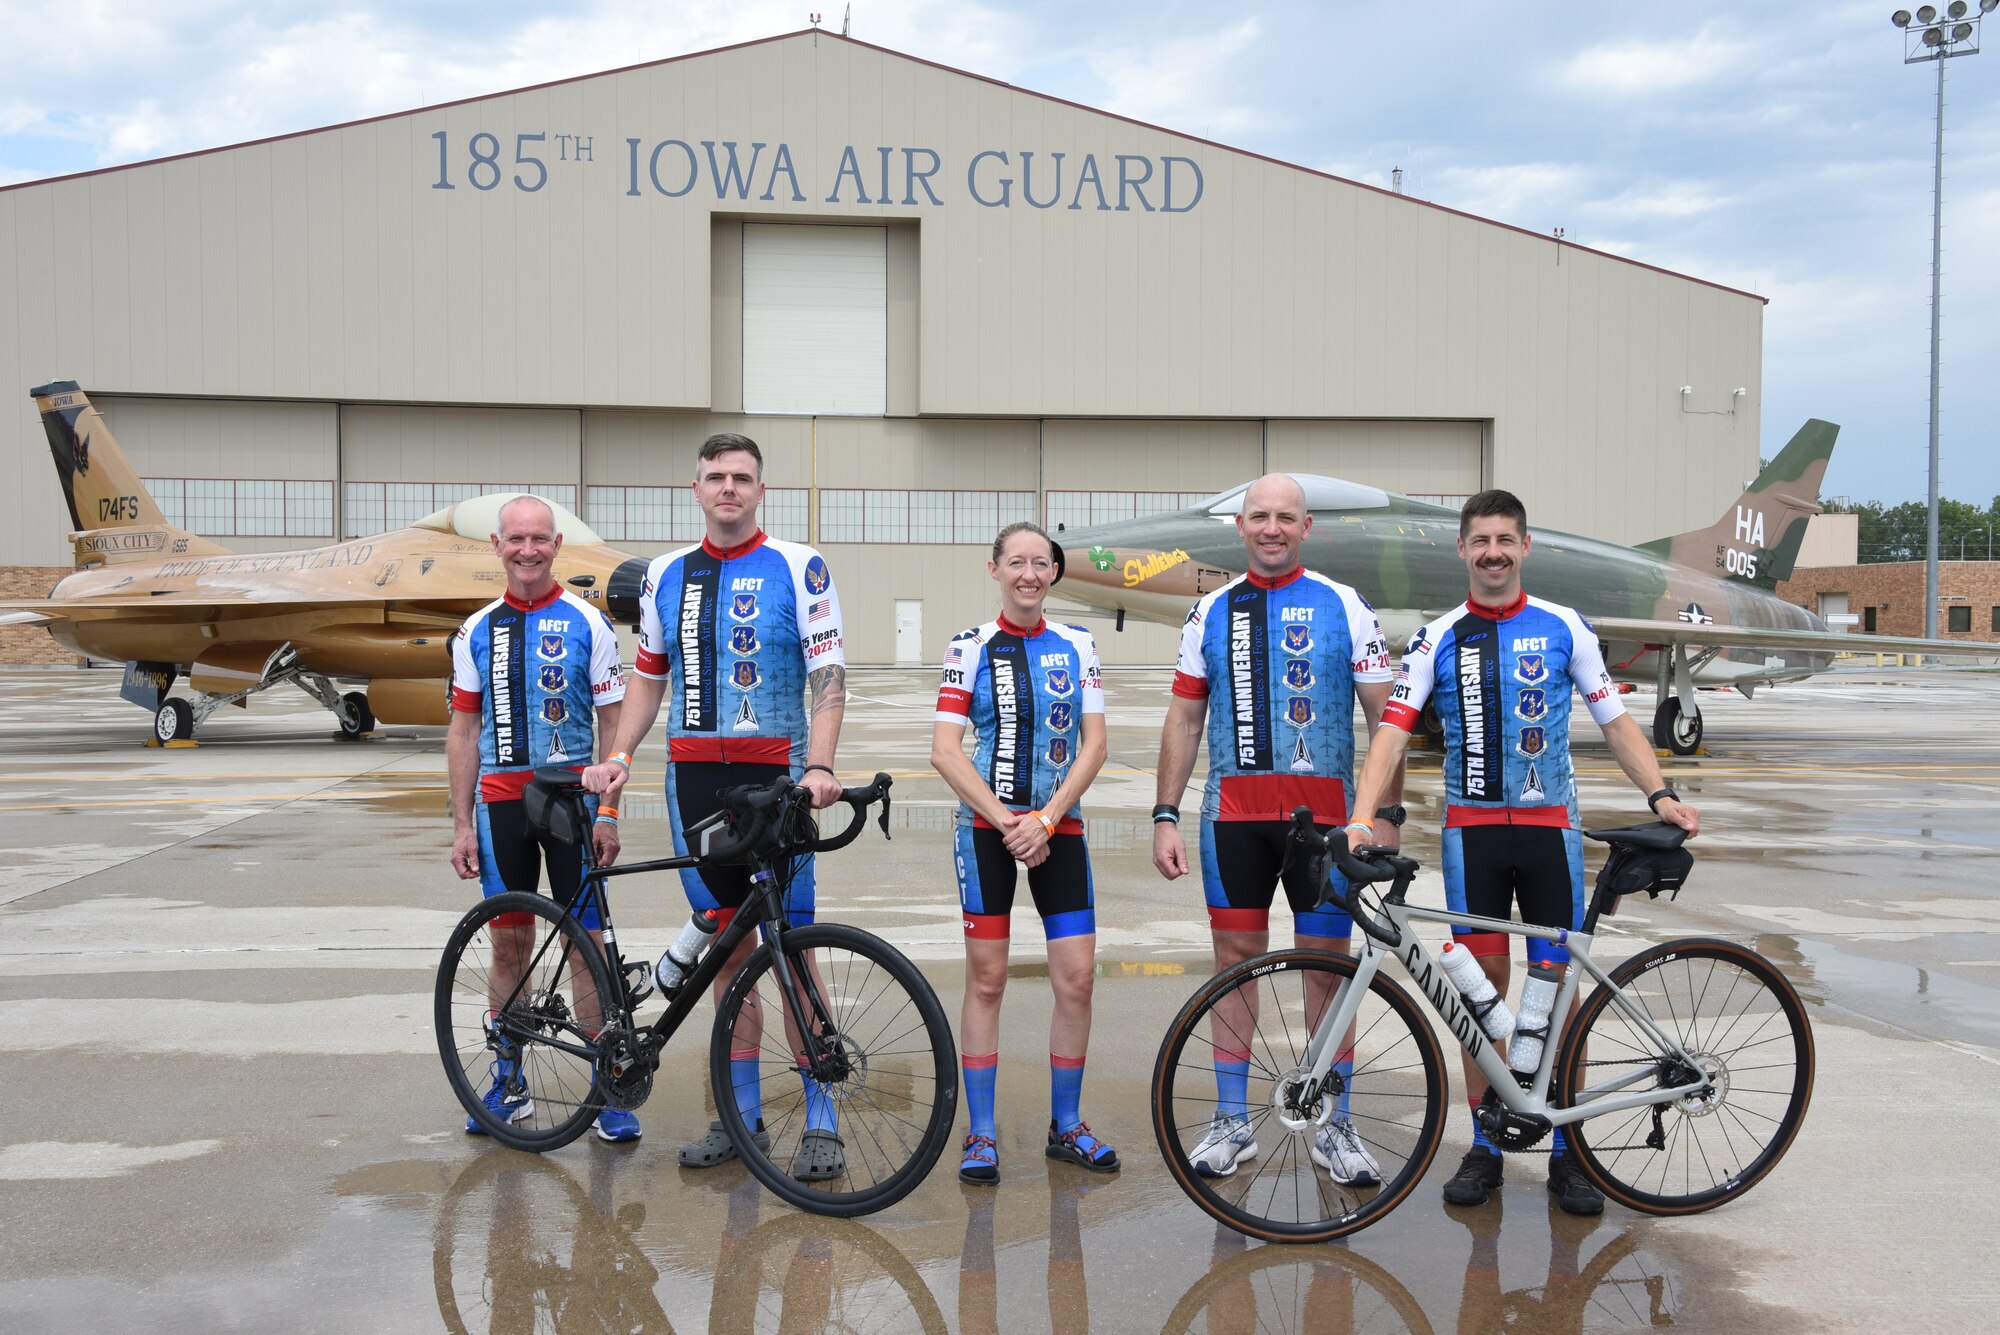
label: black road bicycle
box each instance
[436,767,958,1217]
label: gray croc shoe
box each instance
[678,1118,769,1168]
[792,1129,846,1182]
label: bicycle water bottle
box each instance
[1438,940,1515,1042]
[655,909,720,994]
[1507,964,1561,1078]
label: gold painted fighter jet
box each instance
[0,382,651,743]
[1053,420,1992,753]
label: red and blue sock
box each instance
[730,1049,762,1126]
[1051,1052,1086,1133]
[1216,1049,1251,1119]
[963,1051,998,1138]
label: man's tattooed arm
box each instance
[808,664,846,719]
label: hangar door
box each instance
[1266,420,1483,505]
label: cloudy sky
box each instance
[3,0,1996,511]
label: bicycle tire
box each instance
[711,923,958,1217]
[1152,950,1447,1243]
[1558,937,1814,1215]
[436,891,613,1152]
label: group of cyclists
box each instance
[446,433,1700,1216]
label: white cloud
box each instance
[1427,161,1590,224]
[1581,180,1731,222]
[1088,19,1268,137]
[1559,24,1747,98]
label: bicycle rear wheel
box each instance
[1152,950,1447,1243]
[1559,938,1814,1214]
[711,923,957,1216]
[436,891,613,1151]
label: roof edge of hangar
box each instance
[0,28,1768,307]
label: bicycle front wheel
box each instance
[436,891,612,1152]
[711,923,958,1216]
[1559,938,1814,1214]
[1153,949,1447,1244]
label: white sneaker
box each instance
[1189,1112,1259,1179]
[1311,1117,1380,1186]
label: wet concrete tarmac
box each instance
[3,665,1997,1331]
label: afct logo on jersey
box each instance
[1515,653,1546,684]
[804,556,831,595]
[731,593,758,621]
[538,634,565,661]
[1045,668,1073,697]
[1282,624,1312,654]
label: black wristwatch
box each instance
[1374,805,1407,828]
[1646,788,1679,813]
[1152,804,1181,825]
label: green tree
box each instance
[1822,496,1999,562]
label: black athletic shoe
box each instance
[1547,1155,1605,1215]
[1441,1147,1504,1206]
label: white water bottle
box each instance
[1438,941,1515,1042]
[655,909,719,993]
[1507,965,1561,1077]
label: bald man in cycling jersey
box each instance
[1345,488,1699,1215]
[1153,472,1407,1187]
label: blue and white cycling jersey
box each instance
[1381,592,1625,822]
[451,586,626,799]
[633,531,845,768]
[934,615,1104,830]
[1172,568,1393,824]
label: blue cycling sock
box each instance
[963,1052,998,1138]
[729,1053,762,1126]
[1335,1056,1355,1120]
[1051,1053,1086,1133]
[798,1067,836,1134]
[1551,1126,1567,1159]
[1217,1051,1251,1120]
[1470,1101,1500,1157]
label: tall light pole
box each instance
[1891,2,1991,638]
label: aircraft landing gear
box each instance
[154,698,194,743]
[335,691,376,740]
[1652,697,1703,756]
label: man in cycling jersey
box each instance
[1345,488,1700,1214]
[1152,472,1407,1187]
[583,433,848,1179]
[448,494,629,1140]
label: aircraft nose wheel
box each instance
[154,698,194,742]
[1651,697,1702,755]
[336,691,376,739]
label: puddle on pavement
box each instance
[1764,932,2000,1048]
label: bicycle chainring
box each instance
[593,1025,655,1111]
[1476,1093,1553,1152]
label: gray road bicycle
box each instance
[1151,812,1815,1243]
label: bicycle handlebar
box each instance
[1287,806,1418,949]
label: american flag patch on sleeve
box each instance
[808,598,831,623]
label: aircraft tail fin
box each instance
[1636,418,1837,589]
[31,381,224,566]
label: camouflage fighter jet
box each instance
[0,382,651,744]
[1053,420,1987,753]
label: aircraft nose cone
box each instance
[606,557,650,627]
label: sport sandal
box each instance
[678,1118,770,1168]
[959,1132,999,1184]
[1045,1119,1119,1173]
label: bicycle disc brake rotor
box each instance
[1671,1052,1728,1117]
[807,1031,866,1094]
[1269,1066,1333,1134]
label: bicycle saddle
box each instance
[1582,821,1688,851]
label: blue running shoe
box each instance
[594,1108,642,1143]
[465,1057,533,1135]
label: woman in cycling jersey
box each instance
[931,521,1116,1183]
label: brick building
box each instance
[1778,561,2000,642]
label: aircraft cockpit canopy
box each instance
[1196,474,1392,518]
[414,493,608,546]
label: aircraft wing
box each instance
[0,594,479,621]
[1589,615,1995,661]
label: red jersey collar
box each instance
[703,529,768,561]
[503,584,565,612]
[997,612,1046,638]
[1246,565,1306,591]
[1464,590,1528,620]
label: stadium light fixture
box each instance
[1890,2,1986,639]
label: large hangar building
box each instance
[0,29,1766,665]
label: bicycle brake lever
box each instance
[877,790,892,840]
